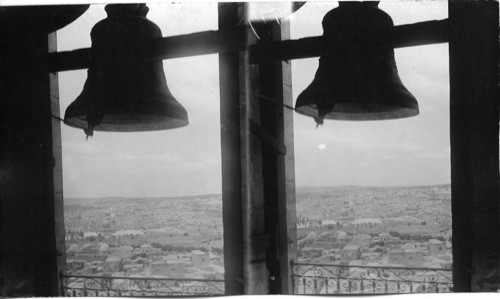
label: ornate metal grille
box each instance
[292,262,453,294]
[61,275,225,297]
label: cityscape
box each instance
[295,184,452,269]
[63,184,452,294]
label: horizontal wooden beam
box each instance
[48,19,449,73]
[48,26,248,73]
[250,19,449,63]
[391,19,449,48]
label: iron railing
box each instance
[60,274,225,297]
[292,262,453,294]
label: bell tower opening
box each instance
[57,3,225,294]
[291,2,452,294]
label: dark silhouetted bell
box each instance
[64,4,188,137]
[295,1,418,125]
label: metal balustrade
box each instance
[292,262,453,294]
[60,274,225,297]
[62,263,453,296]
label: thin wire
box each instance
[52,115,64,122]
[258,94,296,111]
[260,94,323,129]
[52,115,94,140]
[248,20,261,40]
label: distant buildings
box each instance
[99,243,111,255]
[104,256,122,272]
[191,250,210,267]
[64,238,225,285]
[66,244,79,258]
[139,243,160,254]
[150,260,185,278]
[301,247,323,259]
[72,243,108,261]
[384,216,423,226]
[101,213,117,237]
[336,231,349,247]
[338,207,355,224]
[388,249,424,266]
[113,230,146,245]
[349,234,371,248]
[342,245,360,260]
[378,232,399,245]
[297,217,452,271]
[428,239,447,257]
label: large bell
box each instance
[295,1,419,125]
[64,4,189,137]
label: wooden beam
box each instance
[218,3,244,296]
[250,19,449,63]
[238,20,270,297]
[48,31,67,296]
[390,19,449,48]
[48,26,248,73]
[0,25,61,297]
[255,20,298,295]
[48,19,449,73]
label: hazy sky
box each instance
[56,1,449,198]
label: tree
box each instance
[151,242,163,249]
[389,231,400,238]
[400,234,411,240]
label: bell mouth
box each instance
[64,114,189,132]
[295,84,420,122]
[295,103,419,121]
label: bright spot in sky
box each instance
[318,144,326,150]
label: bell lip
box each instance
[63,115,189,132]
[295,77,420,122]
[63,92,190,132]
[294,104,419,121]
[295,88,420,121]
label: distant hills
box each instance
[296,184,451,194]
[64,193,222,205]
[65,184,450,204]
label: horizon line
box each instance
[65,183,451,200]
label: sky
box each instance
[55,1,450,198]
[291,1,449,188]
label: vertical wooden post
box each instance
[0,26,62,296]
[277,18,298,294]
[218,2,245,295]
[255,20,297,294]
[218,3,297,294]
[237,10,270,295]
[449,0,499,292]
[49,31,67,293]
